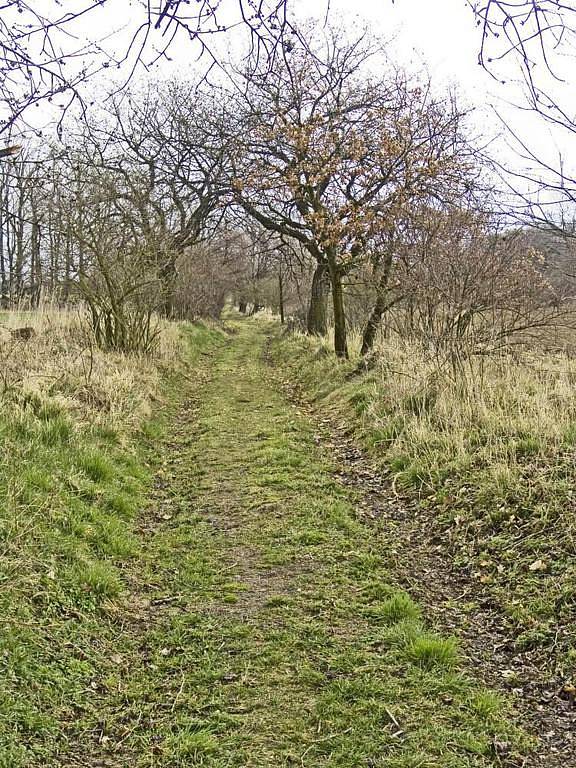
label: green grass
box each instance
[404,634,459,670]
[66,317,526,767]
[0,320,226,767]
[75,449,116,482]
[367,591,422,625]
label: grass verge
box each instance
[0,314,225,766]
[270,326,576,677]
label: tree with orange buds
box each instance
[226,26,475,357]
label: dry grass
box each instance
[369,336,576,480]
[299,325,576,479]
[0,303,183,431]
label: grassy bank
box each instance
[270,327,576,673]
[0,309,224,765]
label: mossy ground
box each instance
[1,319,529,766]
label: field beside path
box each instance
[0,313,222,766]
[1,315,534,767]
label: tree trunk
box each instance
[361,249,394,356]
[0,172,5,302]
[30,218,41,309]
[328,259,348,359]
[361,293,387,356]
[63,233,72,302]
[158,252,177,317]
[14,194,25,303]
[307,262,328,335]
[278,271,285,324]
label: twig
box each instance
[171,672,186,712]
[383,705,404,738]
[151,594,185,605]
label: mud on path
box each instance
[68,320,533,767]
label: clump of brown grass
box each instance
[0,303,183,431]
[290,323,576,478]
[370,335,576,476]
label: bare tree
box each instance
[61,163,165,352]
[467,2,576,234]
[72,82,229,315]
[0,0,296,136]
[0,147,55,307]
[390,206,566,367]
[469,1,575,94]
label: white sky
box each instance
[324,0,570,174]
[324,0,486,88]
[9,0,575,194]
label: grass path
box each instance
[52,320,529,766]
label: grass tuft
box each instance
[469,690,504,722]
[372,591,422,625]
[39,414,72,446]
[404,634,459,670]
[378,618,426,649]
[75,450,115,482]
[162,729,218,764]
[73,560,122,598]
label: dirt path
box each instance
[66,320,532,768]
